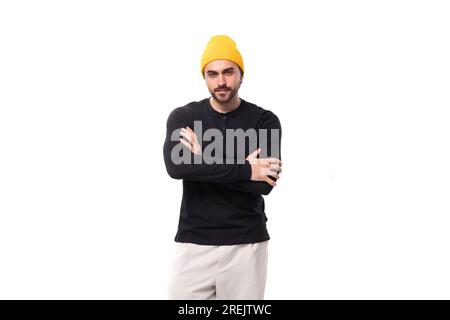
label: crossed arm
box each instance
[163,107,282,195]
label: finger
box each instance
[269,163,281,172]
[249,147,261,158]
[269,158,281,165]
[261,158,279,165]
[179,136,192,147]
[249,149,258,157]
[186,127,199,142]
[269,167,278,173]
[268,172,280,180]
[179,130,193,141]
[179,137,193,151]
[182,128,199,145]
[266,167,280,178]
[179,132,193,146]
[179,128,188,135]
[186,126,195,135]
[264,176,277,187]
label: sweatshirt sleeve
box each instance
[215,172,275,195]
[212,110,282,195]
[163,107,252,183]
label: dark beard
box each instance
[210,86,239,104]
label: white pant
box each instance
[168,240,269,300]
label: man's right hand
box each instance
[246,148,282,187]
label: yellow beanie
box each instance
[200,35,244,78]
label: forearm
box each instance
[163,145,252,182]
[163,108,252,183]
[214,180,274,195]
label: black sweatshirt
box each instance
[163,97,282,245]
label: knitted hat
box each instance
[200,35,244,78]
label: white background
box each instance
[1,0,449,299]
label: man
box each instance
[163,35,282,300]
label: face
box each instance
[204,60,243,104]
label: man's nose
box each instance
[218,74,226,86]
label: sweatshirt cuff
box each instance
[241,160,252,181]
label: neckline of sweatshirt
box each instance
[205,97,248,119]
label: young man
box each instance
[163,35,282,300]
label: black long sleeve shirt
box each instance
[163,97,282,245]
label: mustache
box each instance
[215,87,231,92]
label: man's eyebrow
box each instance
[206,67,235,73]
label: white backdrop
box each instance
[1,0,449,299]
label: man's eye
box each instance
[225,70,233,74]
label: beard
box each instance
[210,84,240,104]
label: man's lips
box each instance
[215,89,229,92]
